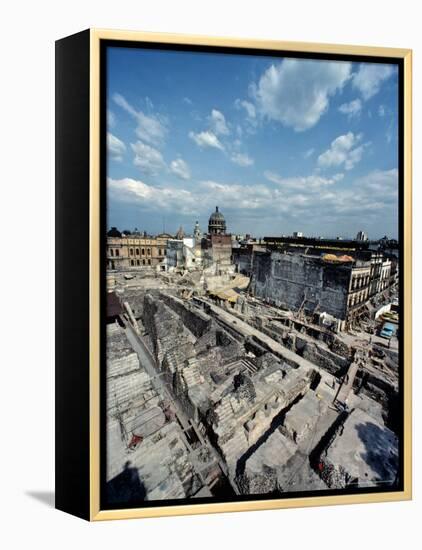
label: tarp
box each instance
[209,288,239,303]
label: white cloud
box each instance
[317,132,366,171]
[230,152,254,167]
[113,93,137,116]
[338,98,362,118]
[189,130,224,150]
[312,169,398,219]
[252,58,351,131]
[234,98,258,133]
[108,168,398,237]
[134,112,167,146]
[353,64,394,100]
[264,171,344,191]
[108,177,198,215]
[235,99,256,119]
[355,169,398,199]
[303,148,315,159]
[183,97,193,105]
[189,110,229,153]
[386,118,396,144]
[209,109,230,135]
[113,93,168,146]
[170,158,191,180]
[107,132,126,161]
[200,180,277,211]
[145,97,154,110]
[378,104,386,117]
[107,110,116,128]
[131,141,166,175]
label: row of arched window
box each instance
[109,247,165,257]
[351,274,370,290]
[130,259,151,266]
[130,247,151,256]
[348,288,369,308]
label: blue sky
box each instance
[107,46,399,239]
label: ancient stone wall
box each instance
[233,248,253,275]
[253,252,350,320]
[142,294,195,366]
[160,292,212,337]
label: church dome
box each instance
[208,206,226,235]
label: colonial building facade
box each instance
[106,234,171,270]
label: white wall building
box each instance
[164,237,201,271]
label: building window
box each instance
[158,248,162,255]
[142,259,146,265]
[110,249,114,256]
[141,248,145,256]
[115,249,119,257]
[136,248,139,256]
[136,259,140,266]
[130,259,134,266]
[147,259,151,265]
[130,248,134,256]
[147,248,151,256]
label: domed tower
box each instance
[193,221,202,241]
[208,206,226,235]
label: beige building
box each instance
[347,264,371,310]
[107,234,171,270]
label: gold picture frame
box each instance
[55,28,412,521]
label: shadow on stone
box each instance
[355,421,399,486]
[107,460,146,505]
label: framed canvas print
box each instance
[55,29,412,521]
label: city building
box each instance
[234,235,395,330]
[356,230,368,241]
[106,233,171,270]
[162,208,233,273]
[165,237,198,272]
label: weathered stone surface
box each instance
[253,252,351,320]
[284,390,326,445]
[106,271,399,501]
[319,408,398,489]
[241,430,297,494]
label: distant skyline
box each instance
[107,46,399,239]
